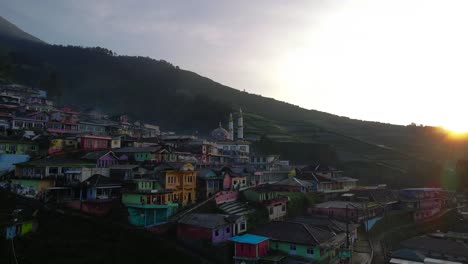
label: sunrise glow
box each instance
[272,0,468,129]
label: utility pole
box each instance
[346,204,349,248]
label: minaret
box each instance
[237,108,244,140]
[228,113,234,140]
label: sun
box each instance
[443,123,468,136]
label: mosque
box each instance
[210,108,244,141]
[209,109,250,163]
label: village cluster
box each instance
[0,83,467,264]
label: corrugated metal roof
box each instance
[229,234,268,244]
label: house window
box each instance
[242,179,246,184]
[282,204,286,212]
[240,223,246,231]
[226,227,230,233]
[269,207,273,215]
[0,144,5,151]
[307,247,314,256]
[290,244,297,254]
[215,230,219,236]
[49,167,59,174]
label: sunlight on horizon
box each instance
[271,0,468,130]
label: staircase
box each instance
[218,201,252,215]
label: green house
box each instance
[0,140,39,155]
[134,152,154,162]
[251,221,346,263]
[122,178,179,227]
[114,147,161,162]
[243,184,283,202]
[243,185,289,221]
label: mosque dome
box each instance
[210,122,230,141]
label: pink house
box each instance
[177,213,247,244]
[222,167,248,190]
[215,190,239,205]
[229,234,269,263]
[79,135,111,150]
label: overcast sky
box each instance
[2,0,468,131]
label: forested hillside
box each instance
[1,16,467,188]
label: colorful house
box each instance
[11,112,49,131]
[50,108,79,123]
[47,121,79,134]
[215,190,239,205]
[66,174,121,216]
[2,219,38,240]
[14,155,110,183]
[243,184,289,221]
[110,135,136,149]
[48,137,79,155]
[348,186,399,209]
[78,135,111,150]
[77,121,107,135]
[156,163,197,205]
[197,168,223,200]
[309,200,383,225]
[0,140,39,155]
[0,154,30,173]
[292,216,358,246]
[80,150,119,168]
[177,213,247,244]
[229,234,270,264]
[398,188,447,222]
[298,165,358,194]
[122,178,178,228]
[109,165,147,181]
[251,221,347,263]
[10,178,55,198]
[271,177,315,193]
[114,146,164,162]
[222,167,248,191]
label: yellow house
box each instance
[48,138,79,154]
[160,163,197,205]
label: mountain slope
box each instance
[0,16,466,188]
[0,16,44,44]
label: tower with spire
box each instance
[228,113,234,140]
[237,108,244,140]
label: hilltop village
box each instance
[0,83,467,264]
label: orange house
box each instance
[159,163,197,205]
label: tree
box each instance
[40,71,62,99]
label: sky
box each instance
[2,0,468,131]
